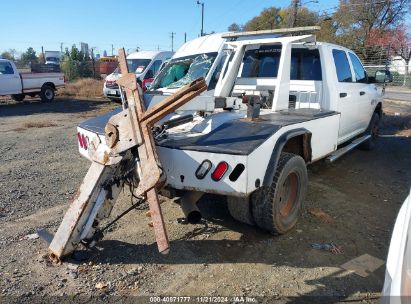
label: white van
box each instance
[103,50,173,100]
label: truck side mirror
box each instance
[374,70,393,83]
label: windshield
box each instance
[46,57,59,62]
[149,52,217,90]
[127,59,151,74]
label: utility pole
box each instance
[184,32,187,43]
[41,46,45,64]
[91,47,96,78]
[197,1,204,36]
[60,42,63,53]
[290,0,299,28]
[170,32,176,52]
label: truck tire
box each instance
[40,85,55,102]
[251,152,307,235]
[227,196,255,225]
[11,94,25,102]
[360,113,380,151]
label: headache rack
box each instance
[222,26,321,41]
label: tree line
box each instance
[227,0,410,68]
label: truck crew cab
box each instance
[46,27,390,259]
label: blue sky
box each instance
[0,0,339,56]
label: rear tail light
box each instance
[211,161,229,181]
[195,160,212,179]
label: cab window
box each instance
[349,53,367,83]
[0,62,14,75]
[241,44,282,78]
[332,49,352,82]
[291,48,322,81]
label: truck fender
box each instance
[262,128,312,187]
[42,82,56,90]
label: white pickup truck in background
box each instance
[0,59,65,102]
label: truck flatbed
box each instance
[80,107,337,156]
[159,109,337,155]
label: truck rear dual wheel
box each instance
[227,153,307,234]
[40,85,55,102]
[227,196,255,226]
[11,94,25,102]
[251,152,307,234]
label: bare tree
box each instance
[333,0,409,53]
[228,23,242,32]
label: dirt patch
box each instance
[4,127,27,133]
[57,78,105,99]
[396,129,411,137]
[0,98,409,301]
[23,122,59,128]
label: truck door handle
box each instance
[339,93,347,98]
[360,91,365,96]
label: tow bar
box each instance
[40,48,207,261]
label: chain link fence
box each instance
[59,59,118,81]
[15,59,115,81]
[354,46,411,88]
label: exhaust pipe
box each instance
[180,191,204,224]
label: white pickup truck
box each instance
[0,59,65,102]
[45,27,392,259]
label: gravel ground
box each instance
[0,97,410,303]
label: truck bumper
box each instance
[103,86,121,99]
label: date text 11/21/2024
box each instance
[149,296,257,303]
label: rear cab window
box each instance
[240,44,282,78]
[332,49,353,82]
[291,48,322,81]
[238,45,322,81]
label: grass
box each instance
[57,78,105,99]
